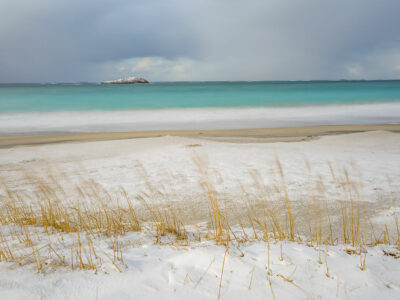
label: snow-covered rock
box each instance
[101,77,149,84]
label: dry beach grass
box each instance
[0,156,398,274]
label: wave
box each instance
[0,102,399,136]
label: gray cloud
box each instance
[0,0,400,82]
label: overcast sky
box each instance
[1,0,400,82]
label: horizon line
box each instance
[1,78,400,84]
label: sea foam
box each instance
[0,102,399,136]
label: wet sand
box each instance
[0,123,399,148]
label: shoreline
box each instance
[2,102,400,136]
[0,123,399,148]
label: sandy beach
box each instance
[1,123,399,148]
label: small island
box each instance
[101,77,149,84]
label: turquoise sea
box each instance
[1,81,400,112]
[0,81,400,135]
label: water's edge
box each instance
[1,102,399,136]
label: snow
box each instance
[1,130,400,205]
[0,231,399,299]
[0,131,399,299]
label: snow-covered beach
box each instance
[2,0,400,298]
[0,127,399,299]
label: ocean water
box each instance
[1,81,400,112]
[0,81,400,135]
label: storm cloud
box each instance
[1,0,400,82]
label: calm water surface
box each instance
[1,81,400,112]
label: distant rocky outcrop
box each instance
[101,77,149,84]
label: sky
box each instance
[0,0,400,82]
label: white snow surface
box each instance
[1,130,400,204]
[1,233,399,300]
[0,131,399,299]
